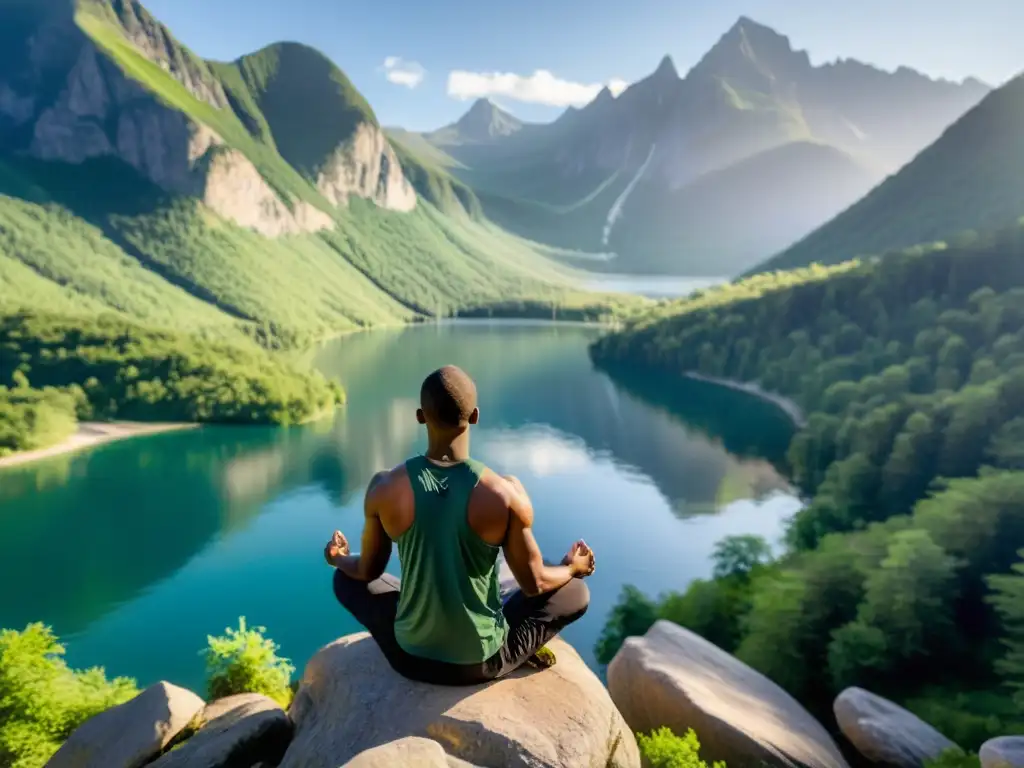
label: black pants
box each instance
[333,569,590,686]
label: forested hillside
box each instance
[757,72,1024,274]
[0,311,345,456]
[591,224,1024,747]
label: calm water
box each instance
[0,322,799,690]
[583,274,726,299]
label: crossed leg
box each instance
[333,569,589,686]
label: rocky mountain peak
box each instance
[453,97,522,141]
[689,15,810,84]
[653,55,679,80]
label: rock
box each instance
[316,122,417,213]
[46,681,204,768]
[147,693,293,768]
[608,620,848,768]
[342,736,478,767]
[981,737,1024,768]
[834,687,959,767]
[279,633,639,768]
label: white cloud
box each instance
[381,56,425,89]
[446,69,630,107]
[607,78,630,96]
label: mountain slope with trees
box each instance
[0,0,625,338]
[590,224,1024,747]
[757,72,1024,274]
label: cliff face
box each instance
[316,123,416,212]
[0,0,417,236]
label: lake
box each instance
[0,321,800,691]
[582,274,727,299]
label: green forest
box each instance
[0,311,344,456]
[591,223,1024,749]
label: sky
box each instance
[144,0,1023,131]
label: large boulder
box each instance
[148,693,293,767]
[278,633,640,768]
[342,736,479,767]
[608,620,849,768]
[834,687,959,767]
[981,737,1024,768]
[46,681,204,768]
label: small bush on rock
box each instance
[204,617,294,708]
[0,623,138,768]
[637,727,726,768]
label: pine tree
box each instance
[986,549,1024,709]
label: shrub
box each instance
[203,617,294,708]
[0,624,137,768]
[925,748,982,768]
[637,727,726,768]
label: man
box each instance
[324,365,595,686]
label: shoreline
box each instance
[0,422,198,471]
[684,372,807,428]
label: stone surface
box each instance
[834,687,959,767]
[608,620,849,768]
[46,681,205,768]
[279,633,639,768]
[316,122,417,213]
[147,693,293,768]
[981,737,1024,768]
[342,736,478,767]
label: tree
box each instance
[711,535,773,579]
[594,586,658,665]
[858,529,959,662]
[986,550,1024,708]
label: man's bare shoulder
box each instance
[367,464,411,503]
[475,471,530,516]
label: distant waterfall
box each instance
[602,143,657,247]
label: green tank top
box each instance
[394,456,508,664]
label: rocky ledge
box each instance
[46,634,639,768]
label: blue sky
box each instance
[145,0,1022,131]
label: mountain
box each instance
[427,98,524,145]
[0,0,612,339]
[752,71,1024,274]
[409,16,990,276]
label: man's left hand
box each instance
[324,530,350,566]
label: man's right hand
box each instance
[563,539,596,578]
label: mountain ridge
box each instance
[410,15,990,276]
[0,0,619,342]
[751,70,1024,274]
[426,97,525,146]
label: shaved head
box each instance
[420,366,478,429]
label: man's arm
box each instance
[501,477,589,596]
[331,471,393,582]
